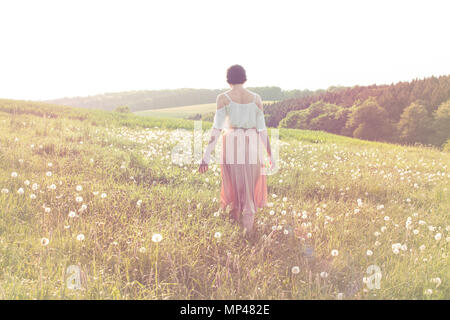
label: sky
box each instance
[0,0,449,101]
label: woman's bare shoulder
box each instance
[253,93,264,111]
[216,93,228,110]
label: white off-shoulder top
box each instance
[212,92,267,132]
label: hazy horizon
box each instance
[1,0,449,101]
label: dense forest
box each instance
[263,75,450,148]
[45,87,323,112]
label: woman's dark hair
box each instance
[226,64,247,84]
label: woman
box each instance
[198,64,275,237]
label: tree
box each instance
[114,105,131,113]
[345,97,396,141]
[432,99,450,146]
[397,101,434,144]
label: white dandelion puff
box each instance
[152,233,163,243]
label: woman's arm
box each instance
[199,95,226,173]
[200,127,221,167]
[254,94,275,169]
[258,129,275,169]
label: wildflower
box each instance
[1,188,9,194]
[76,185,83,192]
[419,245,426,251]
[424,289,432,295]
[331,249,339,257]
[384,216,390,221]
[381,226,387,232]
[139,247,147,253]
[431,277,442,288]
[32,183,39,191]
[152,233,163,243]
[413,229,419,235]
[282,197,287,202]
[68,211,77,218]
[101,193,107,199]
[136,200,143,207]
[320,272,328,278]
[40,238,49,246]
[44,207,51,213]
[11,172,18,178]
[366,250,373,256]
[17,188,24,195]
[76,234,85,241]
[337,293,344,300]
[48,162,53,167]
[434,233,442,241]
[75,196,83,203]
[214,232,222,239]
[24,180,30,186]
[374,241,381,247]
[30,194,36,200]
[291,266,300,274]
[46,171,52,177]
[357,198,363,207]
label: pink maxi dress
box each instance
[211,92,268,221]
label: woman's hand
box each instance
[269,154,277,171]
[199,160,209,174]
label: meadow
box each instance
[0,99,448,299]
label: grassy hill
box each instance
[134,101,278,119]
[44,87,315,112]
[0,99,448,299]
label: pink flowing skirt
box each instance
[219,128,268,220]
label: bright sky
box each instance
[0,0,449,100]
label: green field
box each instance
[134,101,277,118]
[0,99,448,299]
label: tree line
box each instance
[268,75,449,148]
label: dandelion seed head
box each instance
[291,266,300,274]
[152,233,163,243]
